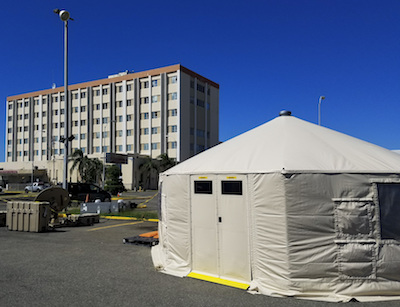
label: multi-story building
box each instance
[3,64,219,189]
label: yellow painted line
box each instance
[88,221,143,231]
[103,216,138,220]
[103,216,159,222]
[187,272,250,290]
[136,192,158,207]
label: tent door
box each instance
[190,175,251,283]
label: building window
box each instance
[141,81,149,89]
[190,80,194,88]
[95,146,100,153]
[127,144,132,151]
[118,115,123,122]
[24,138,29,144]
[8,128,12,133]
[81,106,86,112]
[81,120,86,126]
[169,141,177,149]
[81,92,86,98]
[102,103,108,109]
[151,111,159,119]
[81,133,86,140]
[151,143,158,150]
[118,101,123,107]
[197,99,205,107]
[60,123,64,128]
[102,118,108,124]
[35,112,39,118]
[127,99,132,106]
[24,114,29,119]
[42,111,47,116]
[8,116,12,121]
[141,97,149,104]
[197,84,205,93]
[54,110,58,116]
[127,84,132,91]
[73,121,78,127]
[151,127,158,134]
[127,130,132,136]
[94,89,100,96]
[73,107,79,113]
[169,76,177,84]
[197,129,205,137]
[60,109,65,115]
[102,88,108,95]
[169,109,177,116]
[102,131,108,138]
[127,115,132,121]
[168,92,177,100]
[152,80,158,87]
[24,151,28,156]
[54,123,58,128]
[142,113,149,120]
[94,132,100,139]
[151,95,159,103]
[117,86,123,93]
[169,125,178,133]
[142,143,149,151]
[8,104,12,110]
[116,145,123,152]
[143,128,149,135]
[95,118,100,125]
[60,95,65,101]
[118,130,123,137]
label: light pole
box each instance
[54,9,73,190]
[318,96,326,126]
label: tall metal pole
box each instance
[318,96,325,126]
[63,19,69,189]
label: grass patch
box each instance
[105,210,158,220]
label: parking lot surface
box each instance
[1,192,400,306]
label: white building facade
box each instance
[3,64,219,189]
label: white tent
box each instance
[152,112,400,302]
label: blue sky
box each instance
[1,1,400,162]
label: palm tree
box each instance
[69,149,86,181]
[69,149,103,184]
[85,158,103,185]
[157,153,176,172]
[139,156,159,190]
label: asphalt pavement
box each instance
[1,191,400,306]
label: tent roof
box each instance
[165,114,400,175]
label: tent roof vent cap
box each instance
[279,110,292,116]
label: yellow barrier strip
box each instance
[187,272,250,290]
[88,221,143,231]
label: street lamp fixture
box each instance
[318,96,326,126]
[54,8,73,190]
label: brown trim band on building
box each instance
[6,64,220,101]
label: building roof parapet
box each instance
[6,64,219,101]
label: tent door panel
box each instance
[191,176,218,275]
[190,175,251,283]
[217,175,251,283]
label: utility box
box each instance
[7,202,50,232]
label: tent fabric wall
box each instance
[152,115,400,302]
[152,174,191,277]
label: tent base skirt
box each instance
[187,272,250,290]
